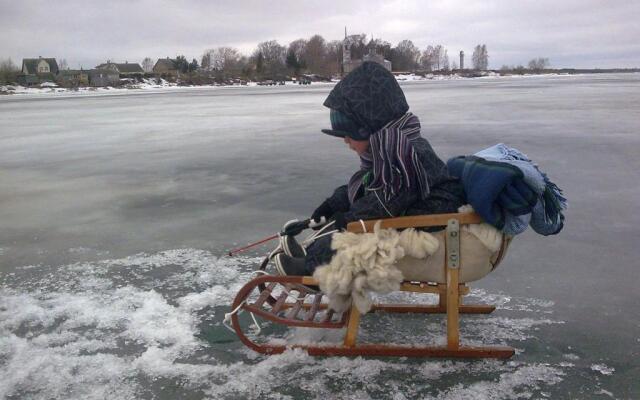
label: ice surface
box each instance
[0,247,615,399]
[2,73,639,399]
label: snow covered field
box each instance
[0,78,326,97]
[0,71,573,98]
[1,74,639,399]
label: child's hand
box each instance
[311,200,334,226]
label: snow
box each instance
[0,78,334,98]
[0,248,576,399]
[2,72,618,98]
[1,241,612,399]
[590,364,615,376]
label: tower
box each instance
[343,27,351,63]
[459,51,464,70]
[342,27,352,74]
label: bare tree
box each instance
[392,39,420,71]
[59,58,68,70]
[419,44,446,71]
[451,60,459,71]
[252,40,286,78]
[0,58,19,84]
[481,44,489,69]
[442,49,450,71]
[214,47,242,71]
[433,45,444,70]
[201,52,212,70]
[325,40,343,76]
[472,44,488,70]
[201,47,244,80]
[420,45,436,71]
[286,38,307,74]
[528,57,550,72]
[142,57,154,72]
[303,34,328,75]
[472,45,481,70]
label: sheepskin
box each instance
[313,221,439,313]
[312,205,503,314]
[458,205,504,252]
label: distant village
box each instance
[0,31,519,90]
[7,47,483,89]
[3,30,638,90]
[16,57,210,88]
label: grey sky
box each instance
[2,0,639,69]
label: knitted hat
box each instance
[321,109,370,141]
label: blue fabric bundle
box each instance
[447,144,567,236]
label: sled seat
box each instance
[347,212,511,284]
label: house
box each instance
[88,69,120,87]
[94,61,144,77]
[56,69,90,86]
[342,32,392,75]
[361,51,392,71]
[19,57,59,85]
[153,58,179,78]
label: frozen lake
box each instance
[1,74,639,399]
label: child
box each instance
[275,62,465,276]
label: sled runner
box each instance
[228,211,515,359]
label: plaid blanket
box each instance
[447,155,538,230]
[448,144,567,236]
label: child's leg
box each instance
[304,235,335,275]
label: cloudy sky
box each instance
[2,0,639,69]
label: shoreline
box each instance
[1,71,638,99]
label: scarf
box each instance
[347,112,429,204]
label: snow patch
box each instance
[0,248,580,399]
[591,364,615,375]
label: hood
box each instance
[323,62,409,135]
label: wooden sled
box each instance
[229,212,514,359]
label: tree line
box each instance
[176,35,494,81]
[1,32,562,85]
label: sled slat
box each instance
[305,294,323,321]
[322,309,335,323]
[254,282,277,307]
[287,300,303,320]
[271,292,289,314]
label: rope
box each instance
[222,300,262,334]
[374,190,394,217]
[301,220,337,246]
[359,219,367,233]
[226,234,279,256]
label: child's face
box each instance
[344,137,369,155]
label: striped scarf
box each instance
[347,112,429,204]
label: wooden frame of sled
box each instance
[229,212,514,359]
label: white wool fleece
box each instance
[458,205,504,253]
[313,221,439,313]
[312,206,502,314]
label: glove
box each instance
[282,220,309,236]
[311,199,334,225]
[332,212,347,231]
